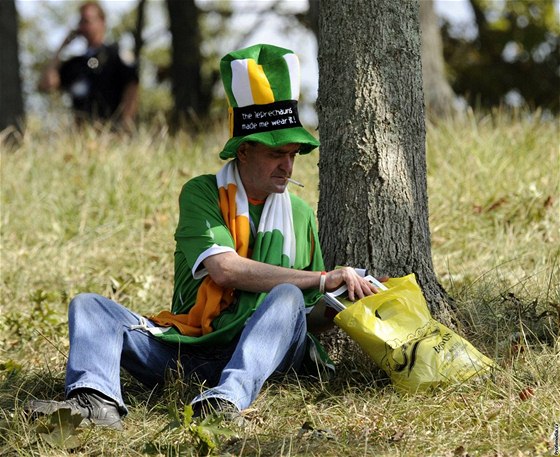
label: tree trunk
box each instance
[0,0,24,145]
[166,0,206,129]
[133,0,147,65]
[419,0,456,118]
[317,0,455,327]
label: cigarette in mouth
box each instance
[286,178,304,187]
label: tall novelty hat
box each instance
[219,44,320,159]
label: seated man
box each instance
[38,1,138,128]
[27,44,377,430]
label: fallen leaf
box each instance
[454,445,470,456]
[37,408,82,450]
[518,387,534,401]
[296,421,336,441]
[485,197,508,212]
[390,429,405,442]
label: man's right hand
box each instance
[324,267,379,301]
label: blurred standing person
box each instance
[38,1,139,130]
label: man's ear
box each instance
[237,142,249,163]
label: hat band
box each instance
[231,100,302,137]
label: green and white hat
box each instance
[219,43,320,159]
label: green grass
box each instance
[1,110,559,456]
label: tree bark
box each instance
[419,0,456,118]
[0,0,24,145]
[317,0,455,326]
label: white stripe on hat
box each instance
[283,53,300,101]
[230,59,254,107]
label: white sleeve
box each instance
[192,244,236,279]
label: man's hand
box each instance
[324,267,383,301]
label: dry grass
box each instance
[1,110,559,456]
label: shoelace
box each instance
[72,392,95,417]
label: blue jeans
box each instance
[65,283,308,414]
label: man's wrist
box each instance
[319,271,327,294]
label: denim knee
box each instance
[68,293,105,319]
[267,283,306,315]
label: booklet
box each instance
[323,271,388,313]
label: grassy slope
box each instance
[0,111,558,456]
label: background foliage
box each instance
[442,0,560,112]
[13,0,560,126]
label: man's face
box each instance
[78,5,105,46]
[237,142,300,200]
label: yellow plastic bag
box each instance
[334,274,494,393]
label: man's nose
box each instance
[280,155,294,172]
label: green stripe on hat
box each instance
[262,56,292,102]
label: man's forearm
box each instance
[39,30,80,93]
[204,251,378,301]
[204,252,321,293]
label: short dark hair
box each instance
[80,1,106,22]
